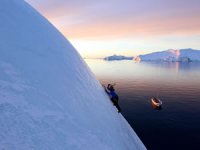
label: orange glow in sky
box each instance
[26,0,200,58]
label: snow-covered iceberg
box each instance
[0,0,146,149]
[137,49,200,62]
[104,55,133,61]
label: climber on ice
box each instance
[103,83,122,113]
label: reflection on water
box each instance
[85,59,200,150]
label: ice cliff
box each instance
[0,0,146,149]
[137,49,200,62]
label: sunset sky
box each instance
[26,0,200,58]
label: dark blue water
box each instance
[85,59,200,150]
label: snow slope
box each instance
[138,49,200,62]
[0,0,146,149]
[104,55,133,61]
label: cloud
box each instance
[26,0,200,39]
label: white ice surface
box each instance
[0,0,146,149]
[139,49,200,62]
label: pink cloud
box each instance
[26,0,200,39]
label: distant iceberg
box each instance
[136,49,200,62]
[104,55,134,61]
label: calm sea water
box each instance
[85,59,200,150]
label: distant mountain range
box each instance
[137,49,200,62]
[104,49,200,62]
